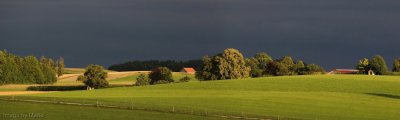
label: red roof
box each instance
[335,69,359,72]
[182,68,196,73]
[333,69,359,74]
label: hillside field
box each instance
[1,74,400,120]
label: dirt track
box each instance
[0,91,51,96]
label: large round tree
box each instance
[370,55,389,75]
[82,64,108,89]
[149,67,173,84]
[197,48,250,80]
[219,48,250,79]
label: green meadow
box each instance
[1,75,399,120]
[0,100,223,120]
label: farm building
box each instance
[181,68,196,74]
[329,69,360,74]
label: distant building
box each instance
[329,69,360,74]
[368,69,375,75]
[181,68,196,74]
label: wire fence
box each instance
[0,96,308,120]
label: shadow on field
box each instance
[365,93,400,99]
[27,84,133,91]
[27,86,87,91]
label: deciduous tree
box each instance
[370,55,389,75]
[57,57,65,77]
[135,73,149,86]
[40,56,57,84]
[392,59,400,72]
[197,48,250,80]
[149,67,173,84]
[356,58,370,74]
[83,64,108,89]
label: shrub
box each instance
[266,61,290,76]
[149,67,173,85]
[179,76,191,82]
[390,72,400,76]
[250,68,264,77]
[304,64,325,75]
[153,80,171,85]
[135,73,149,86]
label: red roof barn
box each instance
[330,69,360,74]
[181,68,196,74]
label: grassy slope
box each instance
[4,75,400,120]
[63,68,86,74]
[0,100,222,120]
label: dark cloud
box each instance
[1,0,399,70]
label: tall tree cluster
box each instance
[264,56,324,76]
[0,50,61,85]
[57,57,65,77]
[392,58,400,72]
[356,55,389,75]
[246,52,273,77]
[247,53,324,77]
[197,48,325,80]
[196,48,251,80]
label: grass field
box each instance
[0,100,223,120]
[1,75,400,120]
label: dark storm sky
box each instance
[1,0,400,70]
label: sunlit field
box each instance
[1,75,399,120]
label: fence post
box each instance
[172,106,175,113]
[96,100,99,107]
[278,115,280,120]
[131,102,134,110]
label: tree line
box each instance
[108,60,202,72]
[78,65,186,89]
[196,48,325,81]
[356,55,400,75]
[0,50,65,85]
